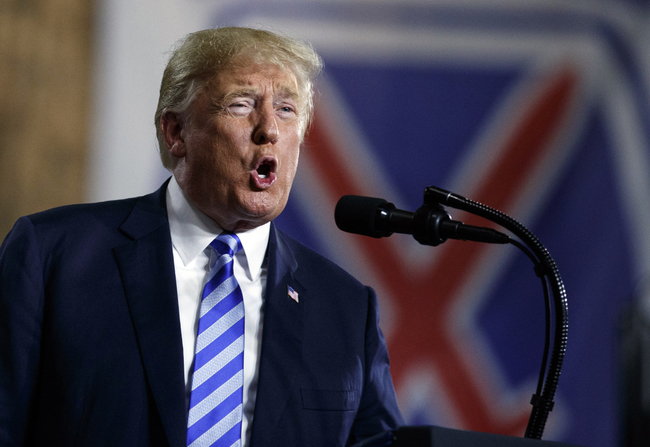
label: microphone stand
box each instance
[423,186,568,440]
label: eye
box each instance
[226,98,254,116]
[276,103,297,119]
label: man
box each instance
[0,27,403,446]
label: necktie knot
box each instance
[210,232,243,258]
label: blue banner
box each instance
[209,3,650,446]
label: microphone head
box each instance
[335,195,393,238]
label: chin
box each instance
[234,205,282,229]
[242,191,287,220]
[244,207,282,224]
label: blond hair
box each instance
[155,27,323,170]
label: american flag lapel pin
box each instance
[287,285,299,303]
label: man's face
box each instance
[167,60,304,231]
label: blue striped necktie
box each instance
[187,232,245,447]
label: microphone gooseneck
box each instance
[334,194,510,246]
[334,186,568,440]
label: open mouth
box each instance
[252,156,277,188]
[257,162,272,179]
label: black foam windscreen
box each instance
[334,195,390,238]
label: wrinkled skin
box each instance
[162,61,303,231]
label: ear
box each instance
[161,110,186,158]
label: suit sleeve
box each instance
[347,287,404,445]
[0,217,45,446]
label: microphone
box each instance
[334,195,510,246]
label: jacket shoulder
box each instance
[3,183,169,255]
[24,182,167,237]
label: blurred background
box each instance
[3,1,650,446]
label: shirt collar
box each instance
[166,176,270,281]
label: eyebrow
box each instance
[220,88,257,103]
[274,87,301,103]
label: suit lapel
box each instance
[113,184,187,447]
[250,225,305,443]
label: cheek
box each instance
[202,120,248,153]
[283,148,300,184]
[201,136,244,176]
[284,131,302,169]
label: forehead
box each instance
[208,60,300,98]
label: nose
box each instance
[253,106,279,145]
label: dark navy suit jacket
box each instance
[0,182,403,446]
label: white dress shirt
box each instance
[166,176,268,446]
